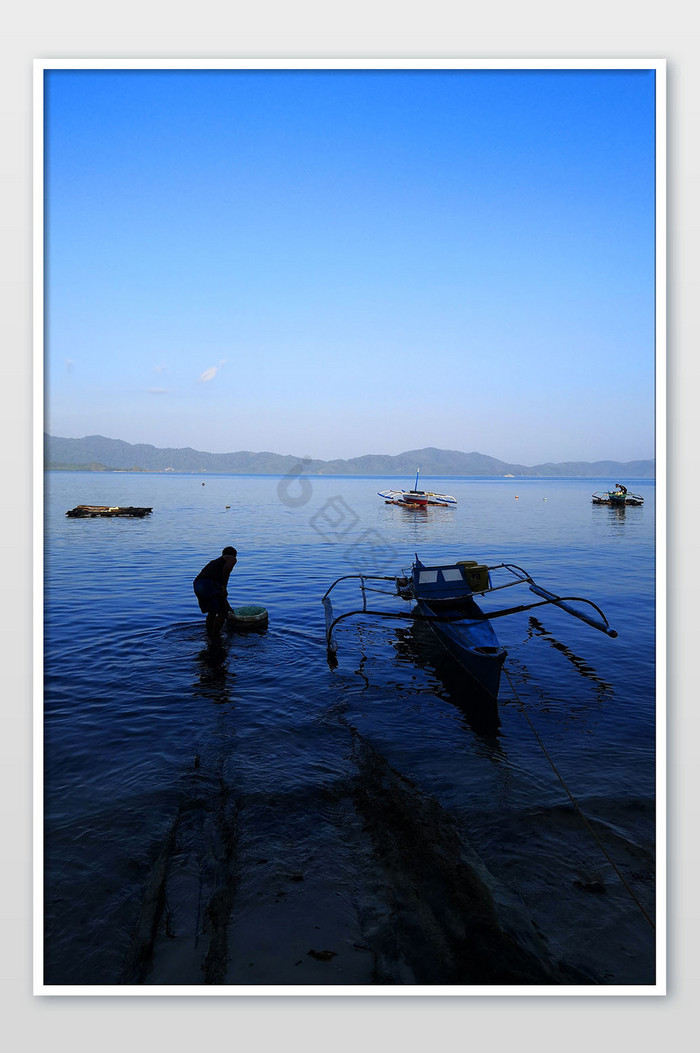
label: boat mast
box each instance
[414,467,420,491]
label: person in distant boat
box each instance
[193,546,238,634]
[616,483,628,494]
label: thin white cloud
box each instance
[64,357,74,372]
[147,387,170,394]
[198,358,227,383]
[153,364,167,374]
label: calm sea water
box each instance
[42,470,657,988]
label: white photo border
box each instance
[33,55,667,999]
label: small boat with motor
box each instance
[322,555,616,700]
[591,484,644,507]
[378,469,457,508]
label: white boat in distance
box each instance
[378,469,457,507]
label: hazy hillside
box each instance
[44,434,655,479]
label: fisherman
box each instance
[615,483,628,494]
[193,546,238,634]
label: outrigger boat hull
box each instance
[406,558,506,698]
[415,596,506,698]
[608,492,644,506]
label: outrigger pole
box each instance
[527,583,618,638]
[488,563,618,639]
[322,573,399,654]
[462,563,618,638]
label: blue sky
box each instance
[44,66,657,464]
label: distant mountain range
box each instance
[44,434,655,479]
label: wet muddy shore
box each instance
[118,733,649,988]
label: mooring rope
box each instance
[503,665,656,932]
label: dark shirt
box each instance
[194,555,233,588]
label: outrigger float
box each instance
[65,505,153,518]
[378,470,457,508]
[322,555,617,700]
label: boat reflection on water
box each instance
[525,616,614,703]
[392,622,501,738]
[592,499,632,517]
[592,500,641,533]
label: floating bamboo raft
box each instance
[65,505,153,518]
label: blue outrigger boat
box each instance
[322,556,617,700]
